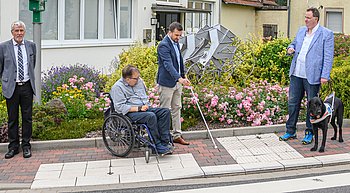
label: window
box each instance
[19,0,132,43]
[157,0,180,2]
[326,9,343,33]
[185,1,213,34]
[263,24,278,39]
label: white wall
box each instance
[41,45,130,75]
[0,1,20,41]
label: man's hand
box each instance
[287,47,295,55]
[178,77,191,86]
[140,105,149,111]
[320,78,328,84]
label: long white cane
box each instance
[189,86,218,149]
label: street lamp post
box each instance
[29,0,46,104]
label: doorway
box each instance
[156,12,180,41]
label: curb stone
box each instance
[0,120,349,153]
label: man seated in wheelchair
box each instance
[110,65,173,155]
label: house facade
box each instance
[0,0,348,73]
[0,0,220,73]
[222,0,349,40]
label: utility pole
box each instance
[29,0,46,104]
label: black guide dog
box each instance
[307,96,344,152]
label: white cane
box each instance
[189,86,218,149]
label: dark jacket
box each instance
[157,35,185,88]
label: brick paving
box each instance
[0,127,348,185]
[281,127,350,157]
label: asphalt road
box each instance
[68,164,350,193]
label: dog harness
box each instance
[310,103,332,124]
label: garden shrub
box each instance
[33,118,104,140]
[231,36,292,87]
[105,44,158,91]
[42,64,106,102]
[0,123,8,143]
[253,37,292,86]
[182,81,301,127]
[147,81,307,129]
[334,33,350,57]
[51,76,110,119]
[320,56,350,118]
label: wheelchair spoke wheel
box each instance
[102,114,135,157]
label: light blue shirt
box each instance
[168,35,181,74]
[110,78,150,115]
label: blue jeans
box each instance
[286,76,320,135]
[127,108,171,145]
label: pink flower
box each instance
[210,95,219,107]
[219,115,225,122]
[62,84,68,89]
[227,119,233,124]
[180,117,184,123]
[79,77,85,83]
[235,92,243,100]
[85,103,92,109]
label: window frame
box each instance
[263,24,278,39]
[20,0,133,48]
[324,8,344,34]
[185,1,213,34]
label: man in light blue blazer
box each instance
[279,8,334,144]
[0,21,36,159]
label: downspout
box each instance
[219,0,222,24]
[287,0,291,38]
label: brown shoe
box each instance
[173,137,190,145]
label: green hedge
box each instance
[105,44,158,91]
[321,57,350,118]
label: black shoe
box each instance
[23,148,32,158]
[5,149,19,159]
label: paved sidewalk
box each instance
[0,122,349,191]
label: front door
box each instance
[156,12,180,41]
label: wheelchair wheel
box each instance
[102,114,135,157]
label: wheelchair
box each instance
[102,93,169,163]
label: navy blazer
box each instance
[288,26,334,84]
[157,36,185,88]
[0,39,36,98]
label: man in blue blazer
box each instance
[0,21,36,159]
[157,22,191,145]
[279,8,334,144]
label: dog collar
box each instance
[310,103,332,124]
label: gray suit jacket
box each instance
[0,39,36,99]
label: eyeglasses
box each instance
[129,77,139,81]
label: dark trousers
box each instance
[127,108,171,145]
[6,82,34,150]
[286,76,320,134]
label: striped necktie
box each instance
[17,44,24,81]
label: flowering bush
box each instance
[145,80,307,128]
[52,75,110,119]
[42,64,107,102]
[334,33,350,57]
[181,81,307,127]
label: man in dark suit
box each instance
[0,21,36,159]
[157,22,191,145]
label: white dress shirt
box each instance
[12,39,29,82]
[293,24,320,79]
